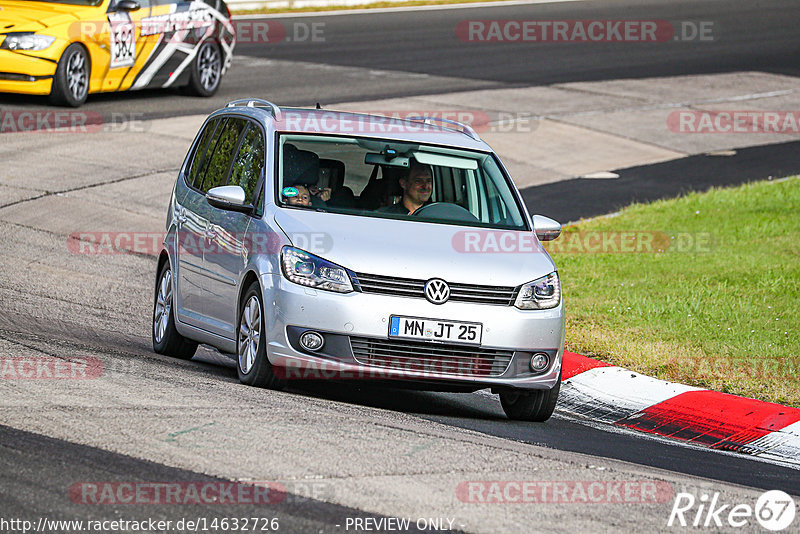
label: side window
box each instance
[464,169,485,222]
[485,175,508,224]
[186,118,220,189]
[200,118,247,192]
[229,124,265,205]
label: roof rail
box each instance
[226,98,282,120]
[404,115,481,141]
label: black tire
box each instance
[152,261,198,360]
[500,373,561,422]
[236,283,285,389]
[185,41,222,97]
[49,43,90,107]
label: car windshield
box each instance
[277,134,528,231]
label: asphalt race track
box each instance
[523,140,800,223]
[1,0,799,119]
[1,0,799,530]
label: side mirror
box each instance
[206,185,252,213]
[115,0,141,11]
[533,215,561,241]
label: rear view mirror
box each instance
[533,215,561,241]
[365,153,410,168]
[206,186,252,213]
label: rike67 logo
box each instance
[668,490,796,531]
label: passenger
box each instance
[282,185,312,207]
[377,160,432,215]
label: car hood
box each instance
[273,208,557,287]
[0,1,92,32]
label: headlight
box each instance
[280,246,353,293]
[1,33,56,51]
[514,272,561,310]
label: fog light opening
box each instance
[300,331,324,351]
[530,352,550,372]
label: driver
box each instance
[378,159,432,215]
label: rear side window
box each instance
[229,124,265,205]
[200,118,247,192]
[186,118,219,189]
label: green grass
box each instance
[547,177,800,407]
[232,0,510,15]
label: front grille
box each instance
[353,272,518,306]
[350,337,513,377]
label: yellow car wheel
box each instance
[185,41,222,97]
[49,43,90,107]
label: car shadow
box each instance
[285,380,506,420]
[0,87,177,107]
[190,346,506,419]
[0,298,506,423]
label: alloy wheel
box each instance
[66,49,88,102]
[153,269,172,344]
[238,296,261,374]
[198,44,221,92]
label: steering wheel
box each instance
[412,202,479,222]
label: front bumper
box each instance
[0,49,57,95]
[261,273,565,391]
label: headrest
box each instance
[283,144,320,186]
[319,158,346,190]
[381,166,405,196]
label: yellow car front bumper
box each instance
[0,49,59,95]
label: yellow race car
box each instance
[0,0,235,106]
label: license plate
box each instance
[389,316,482,345]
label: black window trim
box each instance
[199,117,248,193]
[194,117,228,193]
[229,120,268,217]
[223,122,252,188]
[183,116,221,190]
[186,113,268,218]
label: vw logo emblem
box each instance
[424,278,450,304]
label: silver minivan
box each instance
[153,98,565,421]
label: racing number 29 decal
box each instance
[108,12,136,68]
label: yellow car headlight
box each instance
[1,33,56,52]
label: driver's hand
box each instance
[315,187,332,202]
